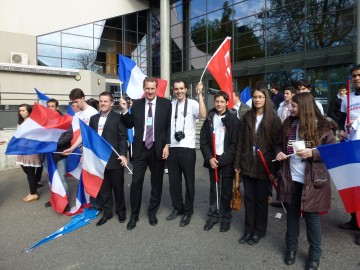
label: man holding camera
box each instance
[166,81,206,227]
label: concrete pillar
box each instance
[160,0,170,98]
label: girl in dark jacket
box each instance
[200,91,239,233]
[234,81,281,245]
[275,93,336,270]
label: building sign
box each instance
[0,63,79,77]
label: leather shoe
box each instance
[239,234,251,244]
[179,215,191,227]
[203,220,217,231]
[338,220,359,230]
[127,217,139,230]
[166,209,182,220]
[149,215,158,226]
[118,214,126,223]
[247,234,260,245]
[44,201,52,208]
[96,216,112,226]
[284,251,296,265]
[356,234,360,245]
[220,222,230,232]
[305,259,320,270]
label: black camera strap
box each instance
[175,98,188,133]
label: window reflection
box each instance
[63,24,94,37]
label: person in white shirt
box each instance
[166,81,206,227]
[296,80,324,115]
[277,86,295,123]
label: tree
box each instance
[72,51,102,73]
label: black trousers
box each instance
[207,166,233,223]
[243,175,269,237]
[97,167,126,218]
[21,166,37,195]
[130,143,165,218]
[168,147,196,215]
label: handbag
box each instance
[230,172,243,211]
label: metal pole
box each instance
[160,0,171,98]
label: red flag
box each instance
[206,37,234,108]
[156,78,167,97]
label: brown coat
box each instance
[275,121,336,212]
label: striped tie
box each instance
[145,102,153,149]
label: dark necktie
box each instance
[145,102,153,149]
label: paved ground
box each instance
[0,150,359,270]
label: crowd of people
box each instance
[2,66,360,270]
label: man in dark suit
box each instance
[120,77,172,230]
[89,92,128,226]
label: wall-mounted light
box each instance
[75,74,81,81]
[97,79,101,85]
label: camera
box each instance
[174,131,185,142]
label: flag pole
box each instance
[119,81,123,98]
[347,75,351,134]
[110,146,133,174]
[212,130,220,211]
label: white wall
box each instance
[0,0,148,36]
[0,130,17,170]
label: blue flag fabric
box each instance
[240,86,251,104]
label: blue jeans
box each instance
[285,181,322,260]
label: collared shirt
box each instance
[213,113,226,155]
[143,96,157,142]
[97,113,109,136]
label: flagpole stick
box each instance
[53,152,82,156]
[119,81,123,98]
[347,75,351,134]
[110,146,133,174]
[271,148,316,162]
[211,131,220,211]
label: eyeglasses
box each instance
[252,96,266,100]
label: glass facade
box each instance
[170,0,357,112]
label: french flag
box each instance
[118,54,167,98]
[79,120,112,198]
[35,88,50,106]
[64,174,90,216]
[318,141,360,224]
[240,86,252,107]
[6,103,72,155]
[46,153,68,213]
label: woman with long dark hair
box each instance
[275,93,336,270]
[234,81,281,245]
[16,104,42,202]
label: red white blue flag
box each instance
[79,120,112,198]
[35,88,50,107]
[318,141,360,225]
[5,103,72,155]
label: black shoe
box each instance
[127,217,139,230]
[44,201,51,208]
[203,219,217,231]
[305,259,319,270]
[355,234,360,245]
[37,183,44,188]
[270,202,282,208]
[284,251,296,265]
[338,220,359,230]
[239,234,251,244]
[247,234,260,245]
[118,214,126,223]
[64,204,70,212]
[166,209,182,220]
[96,216,112,226]
[149,215,158,226]
[180,215,191,227]
[220,222,230,232]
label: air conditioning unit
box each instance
[11,52,28,65]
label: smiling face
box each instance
[352,69,360,89]
[144,81,157,101]
[214,96,228,114]
[290,101,299,117]
[99,95,113,114]
[173,82,187,102]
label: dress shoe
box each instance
[239,234,251,244]
[127,217,139,230]
[284,251,296,265]
[166,209,182,220]
[149,215,158,226]
[64,204,70,212]
[338,220,359,230]
[179,215,191,227]
[247,234,260,245]
[118,214,126,223]
[203,219,217,231]
[356,234,360,245]
[220,222,230,232]
[23,194,39,202]
[305,259,320,270]
[44,201,52,207]
[96,216,112,226]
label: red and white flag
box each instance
[205,37,234,108]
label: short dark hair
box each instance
[234,91,240,97]
[296,80,311,90]
[351,64,360,73]
[99,92,114,102]
[270,84,279,91]
[214,91,229,102]
[46,98,59,107]
[69,88,85,100]
[284,86,296,94]
[143,77,158,88]
[86,98,99,110]
[172,80,187,89]
[338,84,347,90]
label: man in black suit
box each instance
[89,92,128,226]
[120,77,172,230]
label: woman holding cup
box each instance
[275,93,336,270]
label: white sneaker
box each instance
[164,169,168,174]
